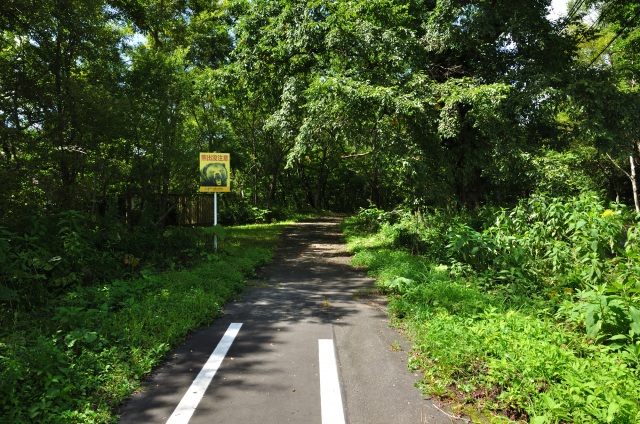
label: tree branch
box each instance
[606,153,631,179]
[342,150,374,159]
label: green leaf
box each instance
[83,332,98,344]
[585,305,603,338]
[607,402,620,422]
[608,334,629,341]
[531,417,549,424]
[0,284,19,302]
[629,306,640,336]
[587,320,602,339]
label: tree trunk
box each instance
[606,150,640,212]
[160,177,170,226]
[316,146,328,210]
[266,158,282,209]
[371,169,381,208]
[631,153,640,213]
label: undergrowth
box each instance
[0,222,288,423]
[343,195,640,423]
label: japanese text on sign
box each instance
[199,152,231,193]
[201,154,229,162]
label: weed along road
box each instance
[119,218,461,424]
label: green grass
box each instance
[343,219,640,424]
[0,222,289,423]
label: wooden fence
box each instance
[170,194,216,226]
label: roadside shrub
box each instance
[219,201,292,225]
[344,197,640,423]
[0,222,287,423]
[343,207,397,234]
[556,225,640,355]
[446,194,630,292]
[0,209,238,308]
[526,148,606,198]
[365,208,466,260]
[380,219,427,255]
[352,247,431,287]
[389,277,498,320]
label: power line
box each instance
[596,0,620,27]
[590,1,616,29]
[567,0,588,21]
[589,32,624,66]
[580,1,617,47]
[588,4,640,66]
[586,0,628,33]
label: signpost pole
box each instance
[200,152,230,253]
[214,192,218,251]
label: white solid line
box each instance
[318,339,346,424]
[167,323,243,424]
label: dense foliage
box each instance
[0,223,286,422]
[3,0,638,226]
[344,199,640,423]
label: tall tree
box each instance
[565,1,640,211]
[415,0,580,206]
[0,0,128,219]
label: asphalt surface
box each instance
[119,218,463,424]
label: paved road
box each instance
[119,218,461,424]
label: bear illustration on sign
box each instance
[202,162,228,187]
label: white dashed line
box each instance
[167,323,243,424]
[318,339,346,424]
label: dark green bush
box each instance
[343,207,398,234]
[0,222,287,423]
[0,210,234,306]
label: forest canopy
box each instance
[2,0,640,224]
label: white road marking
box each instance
[167,323,243,424]
[318,339,346,424]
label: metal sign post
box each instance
[214,192,218,251]
[199,152,231,253]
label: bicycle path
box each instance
[119,218,463,424]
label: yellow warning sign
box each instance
[199,152,230,193]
